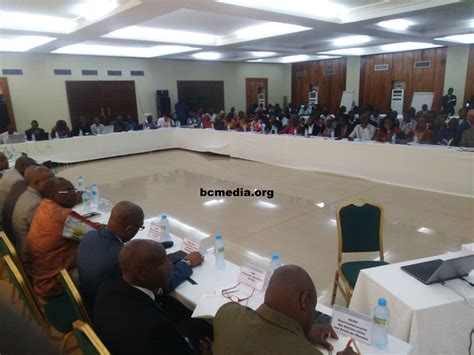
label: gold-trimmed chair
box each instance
[331,200,388,306]
[72,320,110,355]
[59,269,93,325]
[0,232,24,304]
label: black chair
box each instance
[133,124,143,131]
[34,132,49,141]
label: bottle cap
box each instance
[378,298,387,307]
[272,253,280,260]
[215,234,222,240]
[161,214,167,219]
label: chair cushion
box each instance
[341,261,388,288]
[45,293,76,334]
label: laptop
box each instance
[101,125,114,134]
[5,133,26,144]
[401,254,474,285]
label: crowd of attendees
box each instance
[9,100,474,148]
[0,155,357,354]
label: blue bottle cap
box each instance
[272,253,280,260]
[378,298,387,307]
[215,234,222,240]
[161,214,167,219]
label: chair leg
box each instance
[331,271,339,305]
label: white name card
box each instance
[148,222,162,241]
[97,199,113,213]
[238,263,267,291]
[181,237,201,254]
[331,305,373,345]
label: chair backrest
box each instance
[0,232,26,275]
[2,255,49,330]
[59,269,93,325]
[336,200,384,258]
[73,320,110,355]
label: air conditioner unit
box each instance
[414,61,431,69]
[374,64,389,71]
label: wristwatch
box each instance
[182,259,191,266]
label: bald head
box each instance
[119,239,172,293]
[14,156,37,176]
[43,177,76,208]
[25,166,54,193]
[265,265,317,336]
[107,201,144,242]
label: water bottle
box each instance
[261,123,265,134]
[331,130,335,139]
[293,128,297,136]
[77,176,85,192]
[304,128,309,138]
[79,129,83,136]
[373,298,390,349]
[160,214,171,242]
[270,253,281,273]
[82,189,92,213]
[214,234,225,270]
[413,133,418,144]
[91,183,100,207]
[391,133,396,144]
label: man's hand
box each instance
[184,252,204,267]
[337,345,357,355]
[75,191,83,204]
[307,324,338,351]
[199,337,213,355]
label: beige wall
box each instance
[0,53,291,131]
[345,56,361,106]
[443,44,470,112]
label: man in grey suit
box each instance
[460,127,474,147]
[11,166,53,259]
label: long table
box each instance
[2,128,473,197]
[350,247,474,355]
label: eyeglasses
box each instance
[134,225,145,231]
[221,282,255,303]
[57,189,75,194]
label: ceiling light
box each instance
[319,47,364,56]
[377,19,414,31]
[53,43,199,58]
[73,0,118,20]
[416,227,435,235]
[0,11,76,33]
[333,35,371,47]
[247,59,264,62]
[380,42,441,52]
[192,52,221,60]
[328,218,337,225]
[281,55,310,63]
[217,0,346,20]
[234,22,311,41]
[203,199,225,206]
[250,51,276,57]
[315,202,325,208]
[105,26,218,46]
[0,35,56,52]
[435,33,474,44]
[256,201,278,209]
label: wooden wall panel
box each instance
[464,44,474,104]
[291,58,346,112]
[360,47,447,112]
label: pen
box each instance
[352,339,360,354]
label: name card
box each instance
[181,237,201,254]
[331,305,373,345]
[97,199,113,213]
[148,222,162,241]
[238,263,267,291]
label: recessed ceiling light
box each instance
[0,35,56,52]
[105,26,218,46]
[435,33,474,44]
[234,22,311,41]
[53,43,199,58]
[377,19,414,31]
[333,35,371,47]
[73,0,118,20]
[203,199,225,207]
[247,59,264,62]
[319,47,364,56]
[193,52,221,60]
[315,202,325,208]
[281,55,310,63]
[250,51,276,57]
[416,227,435,235]
[217,0,346,20]
[256,201,278,209]
[0,11,76,33]
[380,42,441,52]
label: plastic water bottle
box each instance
[214,234,225,270]
[373,298,390,349]
[77,176,85,192]
[82,189,92,213]
[391,133,396,144]
[293,128,297,136]
[261,123,265,134]
[304,128,309,138]
[91,184,100,207]
[270,253,281,273]
[413,133,418,144]
[160,214,171,242]
[331,130,335,139]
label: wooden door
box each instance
[246,78,268,111]
[66,81,138,127]
[177,81,224,112]
[0,77,16,132]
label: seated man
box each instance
[113,115,131,132]
[94,239,211,354]
[71,116,92,136]
[460,127,474,147]
[453,109,474,146]
[0,156,37,224]
[348,114,376,141]
[0,152,9,178]
[25,120,45,141]
[50,120,71,139]
[214,265,355,355]
[143,115,156,130]
[157,114,172,128]
[24,177,100,298]
[90,116,105,135]
[77,201,204,314]
[12,166,54,259]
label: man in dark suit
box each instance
[78,201,204,316]
[304,115,320,136]
[24,120,45,141]
[94,239,209,355]
[334,114,353,139]
[442,88,457,115]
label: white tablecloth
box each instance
[2,129,473,197]
[350,249,474,355]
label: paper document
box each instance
[315,336,354,355]
[191,294,231,319]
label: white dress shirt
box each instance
[131,285,156,301]
[349,124,377,141]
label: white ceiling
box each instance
[0,0,472,63]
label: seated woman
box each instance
[407,116,433,144]
[319,117,335,137]
[433,116,458,145]
[202,114,213,129]
[376,117,400,143]
[50,120,70,139]
[249,115,261,132]
[278,114,301,135]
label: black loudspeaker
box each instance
[157,90,169,98]
[157,97,171,116]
